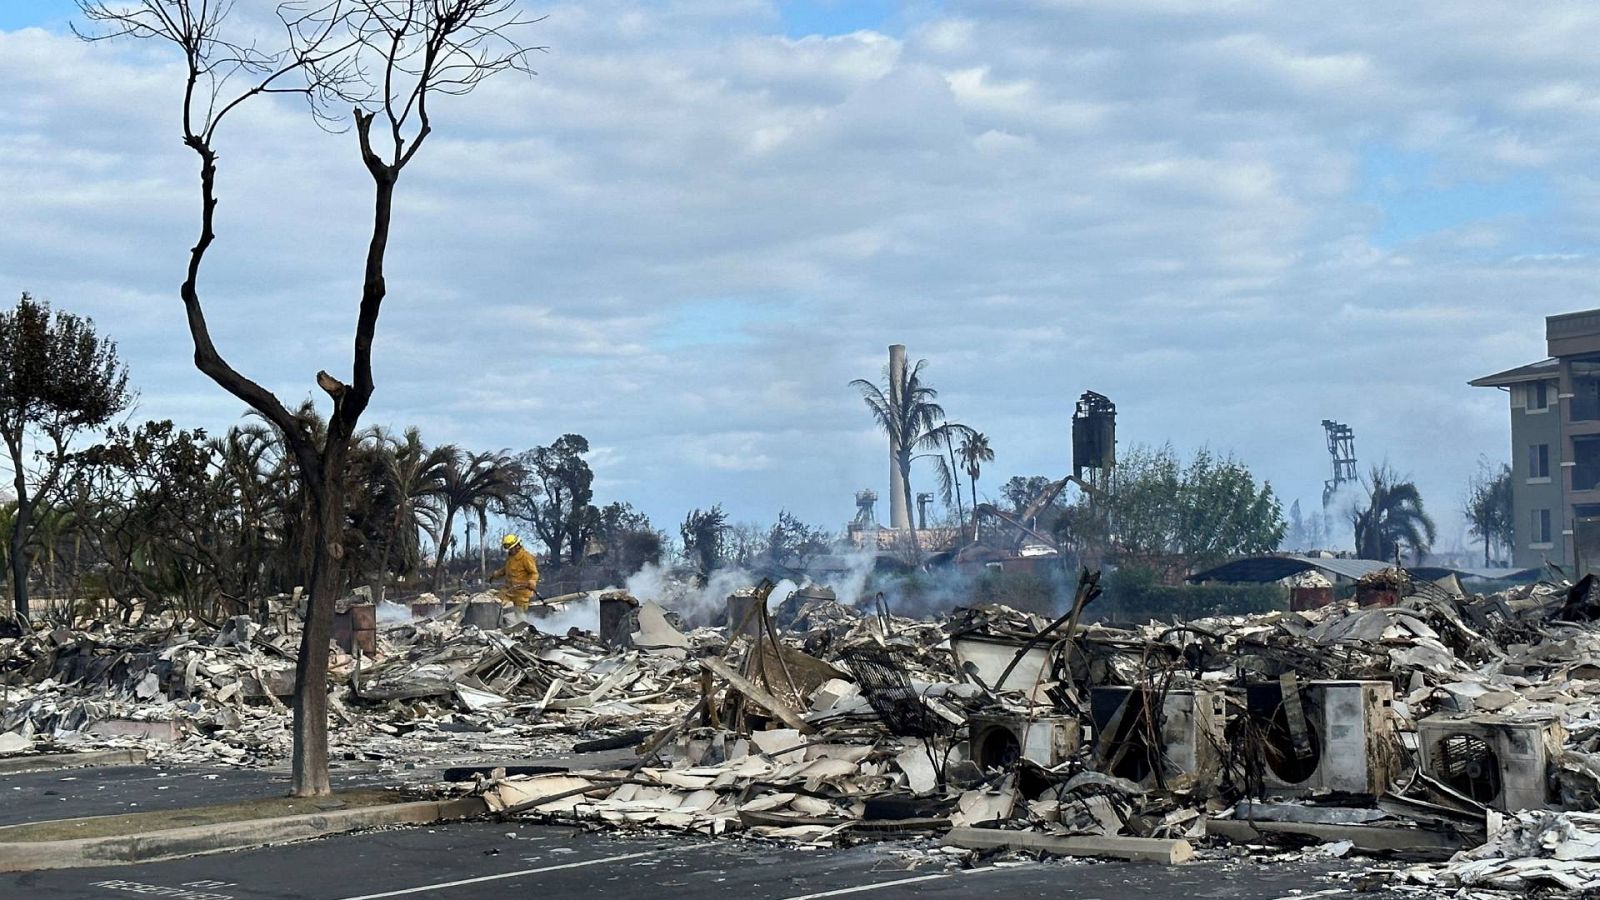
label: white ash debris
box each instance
[11,570,1600,880]
[1397,810,1600,892]
[1283,570,1332,589]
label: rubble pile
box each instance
[10,568,1600,887]
[0,595,713,768]
[476,571,1600,885]
[1399,811,1600,891]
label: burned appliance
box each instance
[1245,679,1396,797]
[950,633,1060,694]
[967,713,1080,771]
[1089,686,1226,793]
[1417,713,1566,812]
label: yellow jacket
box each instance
[491,545,540,607]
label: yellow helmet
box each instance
[501,534,521,549]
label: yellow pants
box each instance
[501,587,534,612]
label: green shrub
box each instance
[970,569,1064,615]
[1096,566,1286,623]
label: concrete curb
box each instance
[0,749,148,775]
[0,796,488,871]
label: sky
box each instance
[1,1,1595,553]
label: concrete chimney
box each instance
[888,344,910,529]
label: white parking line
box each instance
[778,865,1011,900]
[331,849,678,900]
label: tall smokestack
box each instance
[888,344,909,529]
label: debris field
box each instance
[8,569,1600,894]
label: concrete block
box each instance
[0,797,487,871]
[87,719,180,743]
[1205,818,1466,855]
[463,600,503,631]
[0,749,147,775]
[942,826,1194,863]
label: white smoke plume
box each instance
[526,595,600,635]
[375,600,412,625]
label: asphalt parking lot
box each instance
[0,764,1400,900]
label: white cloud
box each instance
[4,1,1600,547]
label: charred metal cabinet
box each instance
[967,714,1080,771]
[1246,680,1396,797]
[1089,686,1226,793]
[1417,713,1565,812]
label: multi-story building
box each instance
[1472,308,1600,570]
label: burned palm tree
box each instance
[434,448,522,589]
[959,431,993,540]
[852,359,965,557]
[364,426,451,597]
[1353,464,1437,563]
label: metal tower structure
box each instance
[1321,419,1356,507]
[853,489,879,528]
[1072,391,1117,495]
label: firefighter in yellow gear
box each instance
[490,534,540,613]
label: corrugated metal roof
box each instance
[1410,565,1544,583]
[1188,555,1392,584]
[1189,556,1547,585]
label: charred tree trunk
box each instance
[897,448,920,561]
[7,498,28,619]
[478,507,488,583]
[174,121,398,797]
[945,436,964,524]
[434,503,457,590]
[7,436,31,618]
[81,0,538,799]
[968,471,979,543]
[290,445,347,798]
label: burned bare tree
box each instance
[76,0,540,796]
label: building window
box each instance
[1532,509,1552,546]
[1577,437,1600,492]
[1531,380,1550,410]
[1574,361,1600,422]
[1529,443,1550,479]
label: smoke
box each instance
[621,563,837,627]
[831,548,877,608]
[526,595,599,635]
[769,578,801,610]
[375,600,411,625]
[611,545,1076,626]
[1322,483,1362,553]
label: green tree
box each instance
[1353,463,1437,563]
[0,293,132,617]
[511,434,598,569]
[681,505,728,576]
[766,510,834,567]
[592,501,662,578]
[1464,459,1514,567]
[1108,444,1285,571]
[73,420,229,620]
[1000,476,1057,516]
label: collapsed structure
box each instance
[5,570,1600,891]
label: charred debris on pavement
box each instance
[5,571,1600,891]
